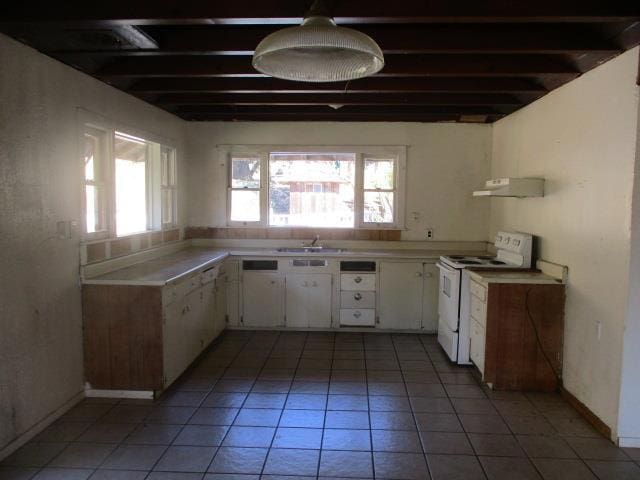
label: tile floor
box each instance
[2,331,640,480]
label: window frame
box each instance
[82,126,112,240]
[223,145,406,229]
[78,110,179,240]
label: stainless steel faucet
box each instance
[303,234,321,248]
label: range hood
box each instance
[473,177,544,198]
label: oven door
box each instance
[436,262,461,332]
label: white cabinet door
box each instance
[226,261,240,327]
[163,298,186,388]
[214,275,227,336]
[285,273,332,329]
[421,263,439,332]
[379,262,424,330]
[242,272,283,327]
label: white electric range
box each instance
[436,231,533,364]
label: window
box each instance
[115,132,149,236]
[161,146,178,228]
[269,153,355,227]
[230,157,261,222]
[83,128,109,237]
[81,121,177,239]
[227,147,405,228]
[363,157,396,224]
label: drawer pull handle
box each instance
[354,293,362,301]
[354,276,362,283]
[353,311,362,318]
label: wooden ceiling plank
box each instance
[128,77,548,94]
[46,24,621,56]
[2,1,639,25]
[150,92,524,106]
[96,54,579,78]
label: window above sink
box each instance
[224,145,406,230]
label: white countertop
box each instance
[468,269,563,285]
[84,246,487,286]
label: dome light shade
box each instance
[252,16,385,82]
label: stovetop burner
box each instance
[489,260,507,265]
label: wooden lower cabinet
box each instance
[83,264,226,392]
[469,277,565,392]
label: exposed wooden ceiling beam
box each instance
[171,105,514,117]
[180,113,501,122]
[2,1,638,25]
[128,77,548,94]
[48,24,621,56]
[97,55,579,78]
[151,92,524,107]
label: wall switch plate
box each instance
[426,228,434,239]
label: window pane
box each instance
[231,190,260,222]
[84,133,98,181]
[364,191,394,223]
[162,189,173,225]
[85,185,103,233]
[162,147,176,187]
[269,153,355,227]
[364,159,394,189]
[115,135,148,236]
[232,157,260,188]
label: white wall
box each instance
[489,47,640,438]
[618,101,640,447]
[0,33,186,454]
[186,122,492,242]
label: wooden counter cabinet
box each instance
[83,262,227,393]
[468,273,565,392]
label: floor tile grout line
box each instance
[189,330,254,476]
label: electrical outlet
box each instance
[426,228,434,239]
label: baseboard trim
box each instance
[619,437,640,448]
[0,390,85,461]
[561,386,612,440]
[84,388,153,400]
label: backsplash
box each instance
[80,228,182,265]
[185,227,402,241]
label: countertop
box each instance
[84,246,486,286]
[468,269,563,285]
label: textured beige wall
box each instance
[0,33,186,453]
[490,47,640,438]
[185,122,492,242]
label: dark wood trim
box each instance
[185,226,402,241]
[561,386,613,440]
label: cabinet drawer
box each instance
[470,295,487,327]
[470,280,487,302]
[340,308,375,326]
[201,266,219,285]
[341,291,376,308]
[469,318,486,374]
[163,275,200,305]
[341,273,376,291]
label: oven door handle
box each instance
[435,262,457,274]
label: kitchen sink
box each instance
[276,247,347,253]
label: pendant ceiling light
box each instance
[252,0,384,82]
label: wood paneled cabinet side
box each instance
[83,284,164,390]
[482,282,565,392]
